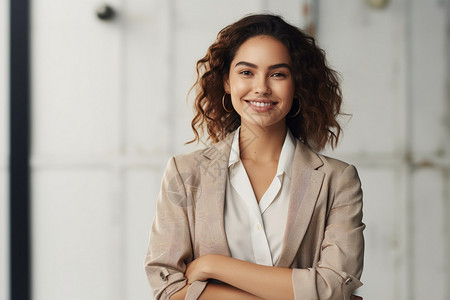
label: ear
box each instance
[223,75,230,93]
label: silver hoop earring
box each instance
[288,99,301,118]
[222,93,233,113]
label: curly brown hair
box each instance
[188,14,344,151]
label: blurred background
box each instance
[1,0,449,299]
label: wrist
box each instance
[202,254,217,279]
[204,254,228,280]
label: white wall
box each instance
[31,1,123,299]
[408,2,449,298]
[8,0,446,300]
[0,0,9,299]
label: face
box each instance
[224,35,295,132]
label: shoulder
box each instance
[295,140,354,172]
[317,153,353,173]
[169,133,235,176]
[315,153,361,190]
[295,140,360,183]
[299,147,363,208]
[158,149,209,196]
[167,148,208,176]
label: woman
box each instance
[145,14,364,300]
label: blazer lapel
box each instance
[276,140,324,267]
[198,133,235,257]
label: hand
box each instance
[185,255,217,284]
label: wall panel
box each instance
[31,0,121,158]
[411,169,447,299]
[123,0,172,158]
[356,166,408,299]
[266,1,303,26]
[410,0,447,155]
[32,170,121,300]
[319,0,407,156]
[31,1,123,299]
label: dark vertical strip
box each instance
[9,0,31,299]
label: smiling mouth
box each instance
[246,100,277,107]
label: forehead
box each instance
[232,35,291,65]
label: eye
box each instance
[239,70,253,76]
[271,72,286,78]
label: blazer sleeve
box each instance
[144,157,207,300]
[292,164,365,300]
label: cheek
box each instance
[229,74,254,93]
[230,80,249,95]
[287,82,296,101]
[276,82,295,100]
[278,83,295,113]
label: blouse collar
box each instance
[228,127,296,179]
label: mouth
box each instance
[245,99,278,112]
[247,100,276,107]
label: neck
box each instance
[239,121,287,163]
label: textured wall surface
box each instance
[0,0,448,300]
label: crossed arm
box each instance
[170,254,294,300]
[170,254,363,300]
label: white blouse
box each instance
[224,128,296,266]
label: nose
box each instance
[254,76,271,95]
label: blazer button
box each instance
[160,271,167,282]
[344,277,352,285]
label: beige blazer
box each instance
[145,132,365,300]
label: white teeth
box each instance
[249,101,274,107]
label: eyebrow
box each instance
[234,61,292,71]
